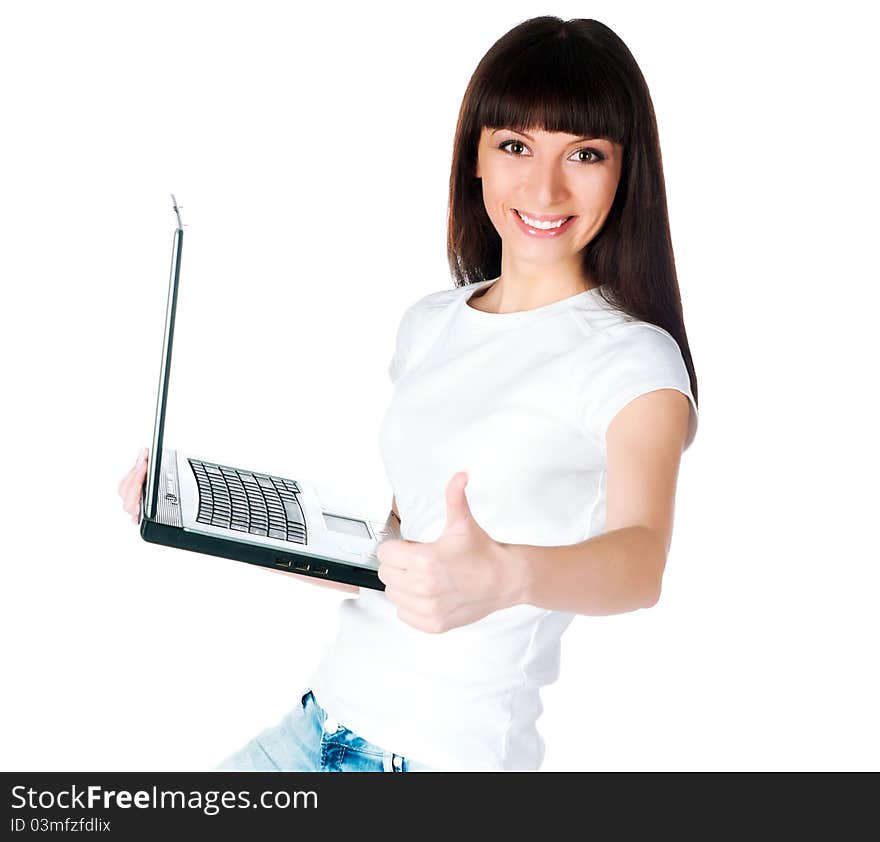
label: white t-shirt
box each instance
[307,277,698,771]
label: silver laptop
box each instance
[138,196,395,590]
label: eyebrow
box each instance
[491,128,606,144]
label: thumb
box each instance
[442,471,474,535]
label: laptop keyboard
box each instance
[189,458,307,545]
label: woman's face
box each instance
[475,126,623,276]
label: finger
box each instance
[396,588,468,626]
[380,566,419,594]
[120,450,149,498]
[131,449,148,475]
[377,539,425,571]
[118,452,144,497]
[118,467,141,500]
[126,488,142,514]
[125,476,144,507]
[378,562,407,589]
[394,602,454,634]
[118,473,134,499]
[379,565,448,601]
[402,593,451,619]
[118,465,137,496]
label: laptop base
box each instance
[139,517,384,590]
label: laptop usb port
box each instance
[312,564,329,575]
[293,560,310,572]
[276,558,293,569]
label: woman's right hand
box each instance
[118,447,149,525]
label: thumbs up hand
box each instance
[377,472,525,633]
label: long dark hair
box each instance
[447,16,698,409]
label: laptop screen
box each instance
[145,195,184,519]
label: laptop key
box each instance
[268,528,287,540]
[282,498,305,525]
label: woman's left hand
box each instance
[376,472,525,633]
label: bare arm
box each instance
[502,389,690,615]
[267,495,400,595]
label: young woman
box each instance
[119,16,699,772]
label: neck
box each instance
[472,271,595,314]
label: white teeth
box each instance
[516,210,571,229]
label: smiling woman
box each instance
[446,19,698,367]
[478,126,622,246]
[216,15,701,774]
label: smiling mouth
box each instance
[512,209,577,233]
[514,209,575,226]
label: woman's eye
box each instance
[498,139,528,156]
[574,148,605,163]
[497,139,605,164]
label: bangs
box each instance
[474,34,632,146]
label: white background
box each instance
[2,0,877,771]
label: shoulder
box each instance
[605,319,685,359]
[388,283,475,383]
[411,283,475,312]
[575,316,697,450]
[399,282,469,312]
[593,320,690,392]
[568,302,686,361]
[567,290,635,339]
[396,282,477,330]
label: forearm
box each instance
[500,526,666,616]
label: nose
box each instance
[524,159,573,211]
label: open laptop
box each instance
[138,195,394,590]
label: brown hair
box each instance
[447,16,698,408]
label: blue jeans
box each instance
[214,688,438,772]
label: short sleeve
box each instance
[582,323,699,451]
